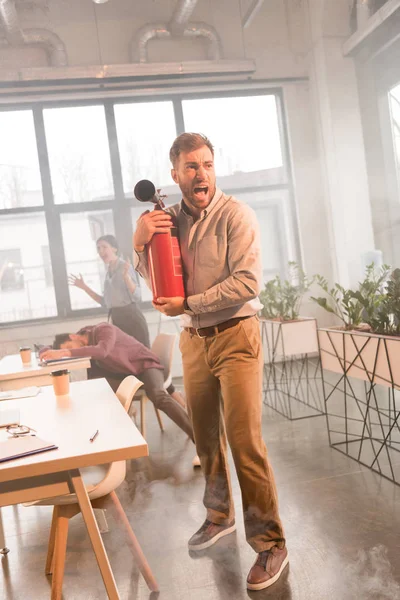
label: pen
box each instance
[90,429,99,443]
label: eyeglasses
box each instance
[6,424,36,438]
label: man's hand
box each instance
[153,297,185,317]
[133,210,173,251]
[41,349,71,361]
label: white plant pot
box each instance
[261,317,319,359]
[318,328,400,389]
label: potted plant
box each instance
[312,264,400,388]
[260,262,319,357]
[260,263,323,420]
[311,264,400,485]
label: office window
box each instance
[41,246,53,287]
[0,90,297,324]
[0,249,24,291]
[389,83,400,196]
[0,110,43,209]
[182,94,293,284]
[115,101,177,195]
[61,211,114,311]
[43,105,113,204]
[182,95,285,183]
[0,214,57,322]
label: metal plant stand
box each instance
[261,319,325,421]
[320,329,400,487]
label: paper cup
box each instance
[51,369,70,396]
[19,346,32,365]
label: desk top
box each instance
[0,354,91,381]
[0,378,147,483]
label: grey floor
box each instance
[1,381,400,600]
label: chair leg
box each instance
[154,406,164,432]
[140,398,147,439]
[105,491,159,592]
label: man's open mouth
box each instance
[193,186,208,196]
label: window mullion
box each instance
[104,101,133,260]
[33,107,71,318]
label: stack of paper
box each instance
[0,387,40,401]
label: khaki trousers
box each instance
[180,316,285,552]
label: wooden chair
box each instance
[135,333,177,439]
[24,375,159,600]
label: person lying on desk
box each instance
[40,322,199,465]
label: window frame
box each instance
[0,88,299,327]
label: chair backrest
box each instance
[151,333,176,383]
[115,376,144,412]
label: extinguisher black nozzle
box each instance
[134,179,156,202]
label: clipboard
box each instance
[0,436,58,463]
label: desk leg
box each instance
[0,509,10,555]
[69,470,120,600]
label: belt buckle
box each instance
[195,327,207,339]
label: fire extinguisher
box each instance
[134,179,186,301]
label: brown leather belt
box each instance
[185,315,252,338]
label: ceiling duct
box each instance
[242,0,265,29]
[132,0,222,63]
[23,29,68,67]
[168,0,198,35]
[133,21,222,62]
[0,0,24,45]
[0,0,67,66]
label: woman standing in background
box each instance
[69,234,150,348]
[69,234,188,412]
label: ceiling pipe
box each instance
[168,0,198,35]
[133,23,170,62]
[242,0,265,29]
[23,29,68,67]
[133,21,222,63]
[182,22,222,58]
[0,0,67,66]
[0,0,24,45]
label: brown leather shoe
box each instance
[188,519,236,551]
[247,546,289,590]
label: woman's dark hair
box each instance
[96,234,119,254]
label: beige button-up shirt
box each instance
[134,187,263,328]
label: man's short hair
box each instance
[169,133,214,167]
[53,333,72,349]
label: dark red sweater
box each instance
[69,322,163,376]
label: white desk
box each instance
[0,354,91,391]
[0,378,149,599]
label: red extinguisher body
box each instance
[146,225,185,301]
